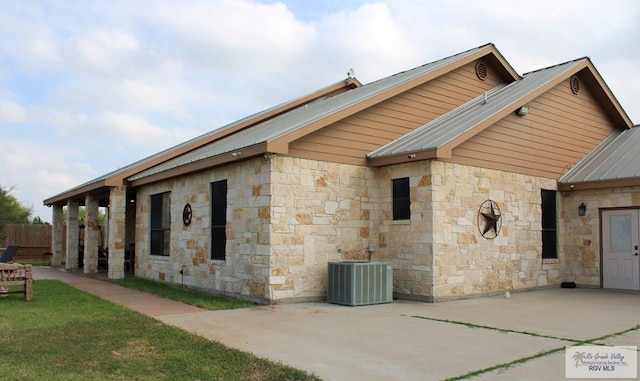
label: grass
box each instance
[411,315,578,341]
[430,317,640,380]
[11,260,50,266]
[442,346,567,381]
[107,278,256,310]
[0,280,320,381]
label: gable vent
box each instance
[570,75,580,94]
[475,61,487,80]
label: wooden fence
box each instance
[1,224,52,262]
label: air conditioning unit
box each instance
[327,261,393,306]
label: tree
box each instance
[0,184,33,241]
[32,216,49,224]
[0,184,32,226]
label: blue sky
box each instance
[1,0,639,222]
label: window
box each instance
[392,177,410,220]
[150,192,170,256]
[541,190,557,259]
[211,180,227,260]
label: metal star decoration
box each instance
[478,200,502,239]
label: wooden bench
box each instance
[0,263,33,301]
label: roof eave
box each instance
[43,180,109,206]
[128,142,284,187]
[582,60,633,129]
[43,78,359,204]
[558,177,640,192]
[367,149,440,167]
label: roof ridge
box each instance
[522,57,589,76]
[363,43,496,86]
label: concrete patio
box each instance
[34,267,640,380]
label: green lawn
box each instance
[0,281,320,381]
[12,260,50,266]
[107,278,255,310]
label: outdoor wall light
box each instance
[263,153,277,160]
[517,105,529,116]
[578,202,587,216]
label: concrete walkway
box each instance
[33,267,640,380]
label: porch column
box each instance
[84,193,99,273]
[108,186,126,279]
[65,200,79,270]
[51,204,64,266]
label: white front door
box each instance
[602,209,640,290]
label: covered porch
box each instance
[45,183,136,279]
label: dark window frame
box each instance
[210,180,228,261]
[150,192,171,257]
[541,189,557,259]
[392,177,411,220]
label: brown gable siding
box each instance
[288,60,507,165]
[448,74,618,179]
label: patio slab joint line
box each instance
[411,315,577,341]
[435,321,640,380]
[444,345,567,381]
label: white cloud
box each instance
[48,76,193,117]
[313,3,422,79]
[148,0,315,74]
[0,3,61,71]
[0,139,96,221]
[93,112,200,152]
[64,30,141,77]
[0,101,28,123]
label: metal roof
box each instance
[130,44,499,181]
[367,58,587,159]
[43,78,360,204]
[559,125,640,184]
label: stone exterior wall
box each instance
[135,155,378,303]
[372,161,564,302]
[560,185,640,287]
[269,157,376,301]
[375,162,434,300]
[269,158,565,302]
[135,157,272,303]
[429,161,560,301]
[134,155,575,303]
